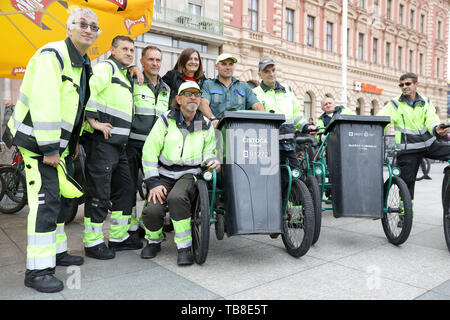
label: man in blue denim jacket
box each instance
[199,53,264,128]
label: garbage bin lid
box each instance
[217,111,286,129]
[325,114,391,134]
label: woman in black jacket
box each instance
[162,48,207,108]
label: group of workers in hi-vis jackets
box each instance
[7,7,449,294]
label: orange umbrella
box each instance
[0,0,153,79]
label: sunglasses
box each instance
[182,92,201,97]
[398,82,413,88]
[73,21,100,32]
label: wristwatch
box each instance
[209,116,218,121]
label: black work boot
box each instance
[177,247,194,266]
[140,243,161,259]
[24,274,64,293]
[109,236,143,252]
[84,242,115,260]
[56,251,84,266]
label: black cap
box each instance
[258,57,275,71]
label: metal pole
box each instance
[341,0,348,107]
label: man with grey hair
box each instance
[6,8,100,293]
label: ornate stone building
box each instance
[221,0,449,121]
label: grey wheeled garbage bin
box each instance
[325,114,391,218]
[217,111,285,236]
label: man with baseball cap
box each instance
[253,57,317,198]
[140,81,219,265]
[199,53,264,127]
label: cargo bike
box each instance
[190,111,315,265]
[296,114,413,246]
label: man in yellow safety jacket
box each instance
[378,72,450,199]
[140,81,220,265]
[6,8,99,293]
[82,36,142,260]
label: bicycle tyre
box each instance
[304,175,322,245]
[281,179,314,258]
[415,158,431,181]
[64,198,80,224]
[443,183,450,252]
[442,166,450,205]
[0,166,27,214]
[191,179,210,265]
[382,176,413,245]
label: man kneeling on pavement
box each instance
[140,81,220,265]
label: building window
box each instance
[326,22,333,52]
[372,38,378,63]
[285,8,294,42]
[420,14,425,33]
[358,33,364,60]
[399,4,404,25]
[410,9,414,29]
[386,0,392,20]
[437,58,440,77]
[248,0,258,31]
[397,46,402,70]
[437,21,442,39]
[419,53,423,75]
[374,0,379,15]
[359,0,365,9]
[347,28,350,57]
[307,15,315,47]
[385,42,391,67]
[188,3,201,16]
[409,50,413,72]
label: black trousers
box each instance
[280,149,301,202]
[396,140,450,199]
[141,174,196,232]
[84,138,134,223]
[125,144,143,209]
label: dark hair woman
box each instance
[162,48,207,108]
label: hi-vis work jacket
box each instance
[84,57,133,146]
[129,76,170,146]
[253,82,308,141]
[142,108,217,190]
[377,94,440,153]
[8,38,91,156]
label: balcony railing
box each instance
[153,6,223,36]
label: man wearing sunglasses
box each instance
[378,72,450,200]
[6,8,99,293]
[140,81,219,265]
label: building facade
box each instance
[221,0,449,121]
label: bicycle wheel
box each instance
[443,184,450,252]
[415,158,431,181]
[304,175,322,245]
[382,176,413,245]
[281,178,314,258]
[191,179,210,265]
[64,198,79,224]
[137,168,146,201]
[0,166,27,214]
[442,166,450,204]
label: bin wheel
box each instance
[191,179,210,265]
[215,212,225,240]
[304,175,322,245]
[441,166,450,205]
[281,179,314,258]
[382,176,413,245]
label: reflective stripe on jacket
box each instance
[8,39,88,155]
[130,77,170,144]
[377,94,440,152]
[84,58,133,146]
[142,109,217,190]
